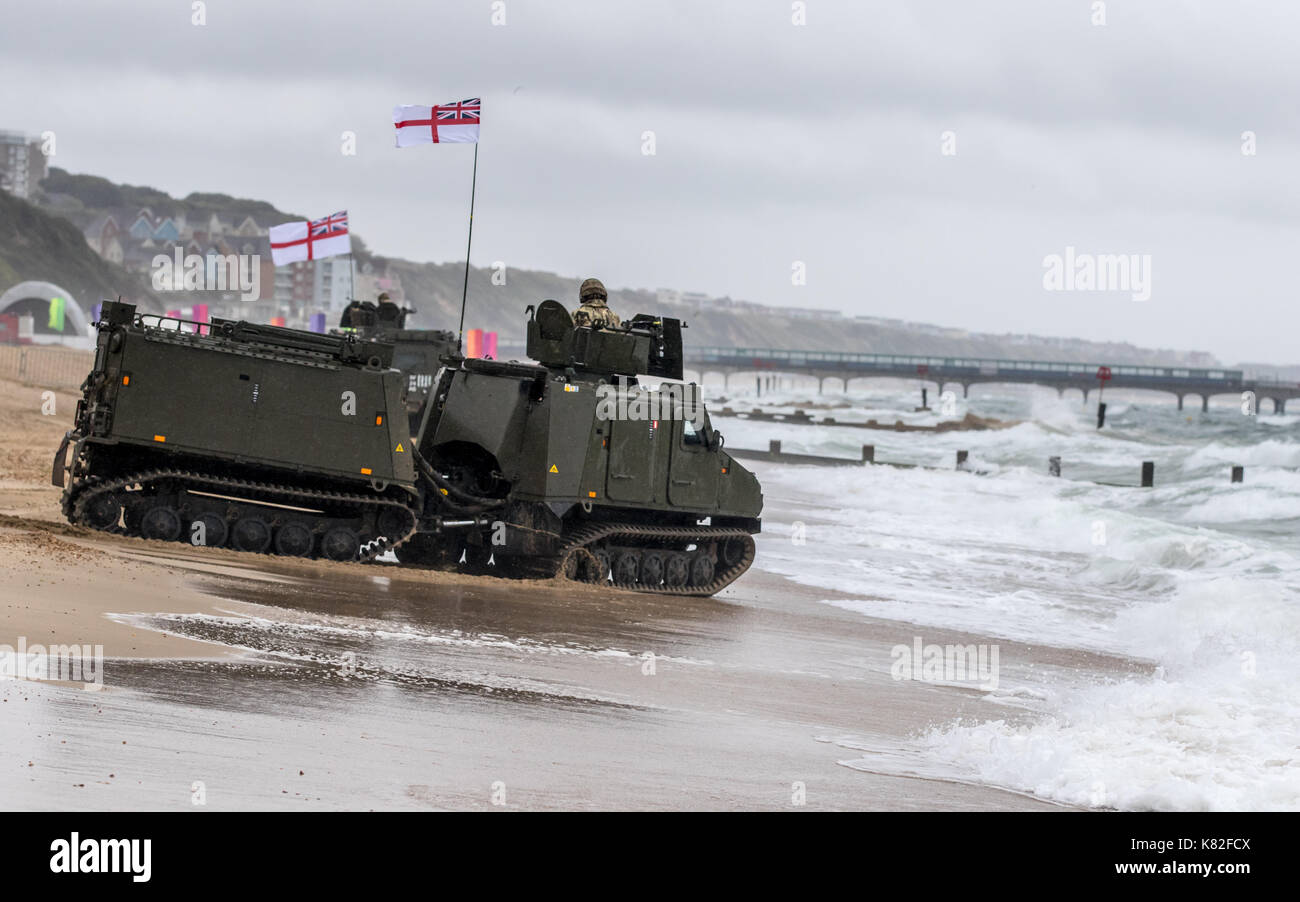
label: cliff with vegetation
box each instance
[9,168,1229,367]
[0,188,164,309]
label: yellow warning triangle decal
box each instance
[549,464,558,473]
[395,442,405,452]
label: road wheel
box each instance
[232,516,273,553]
[613,551,641,586]
[689,554,716,587]
[189,512,228,548]
[274,522,315,557]
[592,548,612,582]
[141,505,182,542]
[377,507,409,540]
[720,537,747,568]
[640,552,665,587]
[123,504,143,533]
[84,494,121,530]
[665,553,690,587]
[321,527,360,562]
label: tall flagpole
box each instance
[457,143,479,353]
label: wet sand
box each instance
[0,518,1117,810]
[0,377,237,659]
[0,375,1122,810]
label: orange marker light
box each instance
[588,491,597,498]
[360,467,372,475]
[153,435,166,442]
[121,375,130,386]
[375,415,383,425]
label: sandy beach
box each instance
[0,374,1122,810]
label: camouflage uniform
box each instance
[572,277,621,329]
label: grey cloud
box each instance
[2,0,1298,361]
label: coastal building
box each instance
[83,214,124,264]
[273,260,315,308]
[313,256,353,312]
[0,130,47,199]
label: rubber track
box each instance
[64,467,418,562]
[551,521,757,597]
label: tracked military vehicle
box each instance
[338,300,456,436]
[54,299,763,596]
[396,300,763,595]
[53,303,420,561]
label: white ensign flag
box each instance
[394,99,481,147]
[268,211,351,266]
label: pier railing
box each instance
[689,347,1245,386]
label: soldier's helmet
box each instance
[579,278,608,305]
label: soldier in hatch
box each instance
[375,292,403,327]
[572,278,621,329]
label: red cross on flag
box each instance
[269,211,351,266]
[393,99,481,147]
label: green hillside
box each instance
[6,168,1224,367]
[0,188,165,310]
[39,168,312,239]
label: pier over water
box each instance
[687,347,1300,413]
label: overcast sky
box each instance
[3,0,1297,363]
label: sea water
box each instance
[723,380,1300,811]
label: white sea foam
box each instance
[744,383,1300,809]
